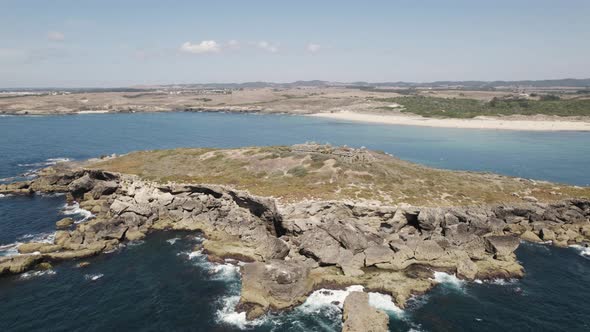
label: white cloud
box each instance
[227,39,240,49]
[47,31,65,41]
[256,41,279,53]
[180,40,221,54]
[306,43,321,53]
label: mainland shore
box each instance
[2,86,590,132]
[310,111,590,131]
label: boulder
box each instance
[417,208,444,231]
[238,260,311,319]
[68,174,95,197]
[520,230,542,243]
[342,292,389,332]
[484,235,520,258]
[125,230,146,241]
[91,180,118,199]
[56,217,74,229]
[299,228,342,265]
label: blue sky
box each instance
[1,0,589,87]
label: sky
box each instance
[0,0,589,87]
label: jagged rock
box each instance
[91,180,118,199]
[417,208,444,231]
[520,230,543,243]
[56,217,74,229]
[68,174,94,197]
[342,292,389,332]
[484,236,520,258]
[109,199,130,215]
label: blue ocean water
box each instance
[1,112,589,331]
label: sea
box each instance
[0,112,589,331]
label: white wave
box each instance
[18,232,56,244]
[0,242,20,256]
[36,192,65,198]
[0,232,56,257]
[210,263,240,281]
[127,240,145,247]
[570,245,590,258]
[367,292,404,316]
[186,250,204,259]
[490,278,518,286]
[0,193,9,198]
[62,202,94,222]
[166,237,181,245]
[433,272,465,290]
[20,269,56,279]
[84,273,104,281]
[18,157,71,167]
[299,285,364,314]
[215,295,266,329]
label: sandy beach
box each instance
[310,111,590,131]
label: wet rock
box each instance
[56,217,74,229]
[17,242,61,254]
[0,255,42,275]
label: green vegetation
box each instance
[376,96,590,118]
[89,145,589,205]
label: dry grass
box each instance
[88,145,590,206]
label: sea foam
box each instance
[20,269,56,279]
[62,202,94,222]
[84,273,104,281]
[570,245,590,258]
[433,271,466,290]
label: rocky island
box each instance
[1,143,589,331]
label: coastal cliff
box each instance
[1,144,589,330]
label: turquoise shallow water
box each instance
[1,112,589,331]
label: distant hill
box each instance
[4,78,590,92]
[159,78,590,90]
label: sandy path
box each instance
[309,111,590,131]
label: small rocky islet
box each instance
[1,143,589,331]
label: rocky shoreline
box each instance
[1,157,590,331]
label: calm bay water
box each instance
[1,112,589,331]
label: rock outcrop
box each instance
[1,158,589,329]
[342,292,389,332]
